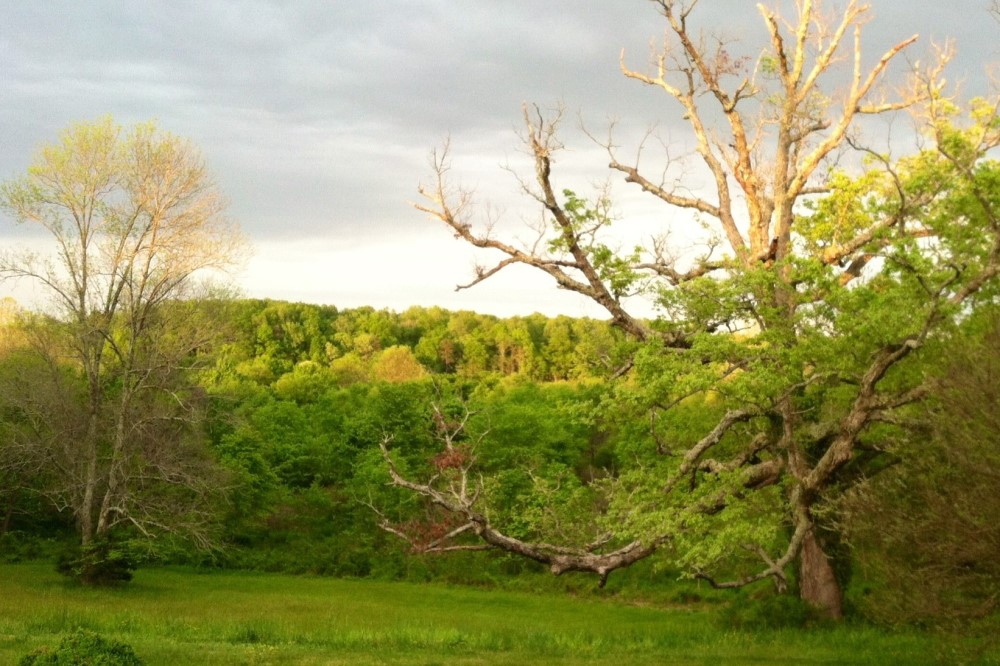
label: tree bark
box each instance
[799,529,843,619]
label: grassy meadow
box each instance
[0,563,996,665]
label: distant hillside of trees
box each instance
[0,298,633,582]
[211,299,632,383]
[193,300,632,577]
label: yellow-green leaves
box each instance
[797,169,892,261]
[554,190,642,300]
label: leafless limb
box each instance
[377,415,662,587]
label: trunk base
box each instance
[799,530,843,619]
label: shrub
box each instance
[19,629,144,665]
[56,540,137,586]
[0,531,69,564]
[838,314,1000,627]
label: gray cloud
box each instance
[1,0,995,314]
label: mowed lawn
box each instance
[0,563,993,665]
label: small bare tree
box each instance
[387,0,1000,618]
[0,117,248,579]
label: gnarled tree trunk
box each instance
[799,530,843,619]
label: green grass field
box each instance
[0,563,995,665]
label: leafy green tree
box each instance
[0,117,247,582]
[274,360,335,403]
[490,318,537,376]
[412,327,452,373]
[247,301,337,364]
[329,352,370,385]
[372,345,429,383]
[389,0,999,618]
[541,316,578,380]
[457,334,491,377]
[406,307,456,372]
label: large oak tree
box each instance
[381,0,1000,618]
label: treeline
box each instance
[212,299,630,383]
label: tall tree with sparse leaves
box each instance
[0,117,249,581]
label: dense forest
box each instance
[0,297,631,572]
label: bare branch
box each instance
[376,419,662,587]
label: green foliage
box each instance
[201,345,630,580]
[56,540,138,586]
[0,532,70,565]
[797,169,892,256]
[372,345,429,383]
[556,190,642,300]
[19,629,143,666]
[839,312,1000,627]
[204,300,625,387]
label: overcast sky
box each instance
[1,1,995,317]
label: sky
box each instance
[1,1,995,318]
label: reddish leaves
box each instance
[431,445,471,472]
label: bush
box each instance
[19,629,144,665]
[838,314,1000,627]
[0,531,69,564]
[56,540,137,586]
